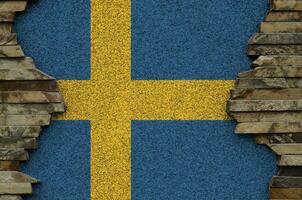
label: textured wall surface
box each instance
[16,0,277,199]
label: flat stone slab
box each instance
[0,148,28,161]
[0,91,62,103]
[230,112,302,122]
[0,172,38,183]
[0,2,27,12]
[270,187,302,199]
[228,100,302,112]
[256,134,302,144]
[0,12,15,22]
[235,122,302,134]
[269,144,302,155]
[0,183,31,194]
[248,45,302,56]
[0,115,50,126]
[0,34,16,45]
[271,176,302,188]
[0,24,12,35]
[0,138,37,149]
[278,167,302,176]
[279,155,302,166]
[266,11,302,21]
[271,0,302,11]
[253,56,302,66]
[0,58,35,69]
[0,126,41,138]
[238,66,302,78]
[0,103,65,114]
[0,195,22,200]
[249,33,302,45]
[0,161,19,171]
[0,81,59,92]
[236,78,302,89]
[231,88,302,100]
[0,46,23,58]
[0,68,54,80]
[261,22,302,33]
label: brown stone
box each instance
[231,88,302,100]
[0,103,65,114]
[228,100,302,112]
[235,78,302,89]
[266,11,302,22]
[0,126,41,138]
[279,155,302,166]
[0,34,16,45]
[0,24,12,35]
[271,0,302,11]
[0,115,51,126]
[270,176,302,188]
[253,56,302,67]
[0,148,28,161]
[278,167,302,176]
[0,183,31,194]
[230,112,302,122]
[238,66,302,78]
[257,134,302,144]
[248,45,302,56]
[270,187,302,199]
[0,58,35,69]
[235,122,302,134]
[0,12,15,22]
[0,161,19,171]
[269,144,302,155]
[0,68,54,80]
[249,33,302,45]
[0,195,22,200]
[0,80,59,91]
[0,171,38,183]
[0,2,27,12]
[0,46,23,58]
[0,138,37,149]
[0,91,62,103]
[261,22,302,33]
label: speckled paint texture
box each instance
[16,0,276,200]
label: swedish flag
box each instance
[18,0,277,199]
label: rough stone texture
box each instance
[0,2,27,12]
[271,0,302,11]
[261,22,302,33]
[235,78,302,89]
[0,183,31,194]
[249,33,302,45]
[0,1,66,197]
[228,2,302,198]
[228,100,302,112]
[270,176,302,188]
[0,195,22,200]
[270,187,302,199]
[231,88,302,100]
[253,56,302,66]
[0,149,28,161]
[230,112,302,122]
[248,45,302,56]
[269,144,302,155]
[0,162,19,171]
[235,122,302,134]
[266,11,302,21]
[279,155,302,166]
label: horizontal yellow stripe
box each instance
[57,80,234,121]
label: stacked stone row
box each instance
[227,0,302,199]
[0,1,66,200]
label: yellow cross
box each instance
[56,1,233,199]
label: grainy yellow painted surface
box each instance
[55,0,234,199]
